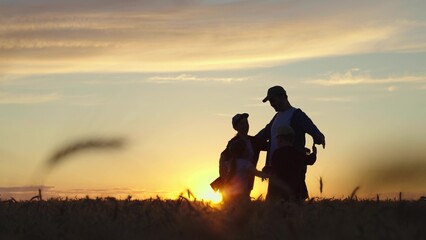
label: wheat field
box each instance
[1,195,425,240]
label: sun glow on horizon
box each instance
[189,186,222,204]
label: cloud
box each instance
[0,185,177,200]
[0,92,60,104]
[0,185,54,193]
[387,86,397,92]
[147,74,248,83]
[314,97,358,102]
[306,69,426,86]
[1,0,425,75]
[62,188,172,195]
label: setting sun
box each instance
[196,188,222,204]
[188,176,223,204]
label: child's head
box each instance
[229,139,246,158]
[275,125,295,146]
[232,113,249,136]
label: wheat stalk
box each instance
[46,138,125,168]
[349,186,360,200]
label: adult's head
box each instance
[262,86,291,111]
[232,113,249,136]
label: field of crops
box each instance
[1,196,425,240]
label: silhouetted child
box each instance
[222,139,269,205]
[266,125,316,202]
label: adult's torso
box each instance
[270,107,296,159]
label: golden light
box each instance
[184,167,224,204]
[198,188,223,204]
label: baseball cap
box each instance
[232,113,249,128]
[262,86,286,103]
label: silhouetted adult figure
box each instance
[256,86,325,201]
[269,125,317,202]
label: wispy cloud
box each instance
[387,86,398,92]
[0,185,177,200]
[306,69,426,86]
[1,0,425,75]
[314,97,358,102]
[0,92,60,104]
[0,185,54,193]
[147,74,248,83]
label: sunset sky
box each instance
[1,0,426,201]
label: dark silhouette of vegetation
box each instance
[1,196,425,240]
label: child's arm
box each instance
[249,166,271,179]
